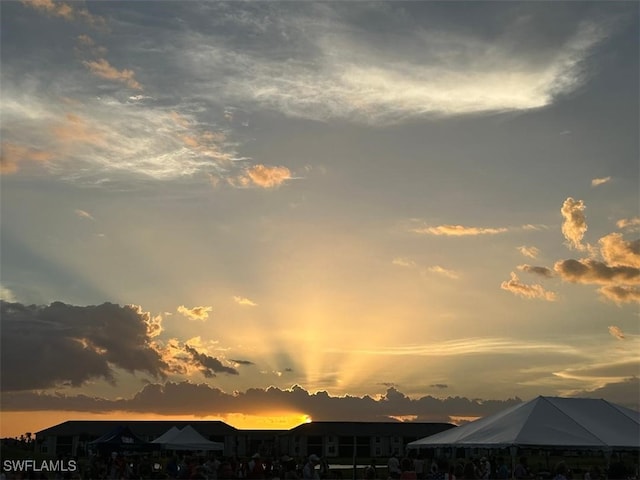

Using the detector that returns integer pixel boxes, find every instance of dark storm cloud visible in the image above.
[230,359,255,366]
[0,382,522,422]
[517,264,555,278]
[183,344,239,377]
[554,259,640,285]
[570,377,640,411]
[0,301,167,391]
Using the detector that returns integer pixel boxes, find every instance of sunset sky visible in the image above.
[1,1,639,439]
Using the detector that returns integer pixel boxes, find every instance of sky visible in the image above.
[1,1,639,439]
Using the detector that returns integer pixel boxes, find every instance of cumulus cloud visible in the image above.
[233,296,257,307]
[561,197,589,251]
[229,164,292,188]
[554,259,640,285]
[82,58,143,90]
[591,176,611,187]
[177,305,212,321]
[517,264,555,278]
[569,377,640,411]
[617,217,640,230]
[0,301,167,391]
[412,225,508,236]
[599,285,640,304]
[184,345,238,377]
[500,272,557,301]
[518,246,540,259]
[0,381,522,422]
[599,233,640,268]
[608,326,625,340]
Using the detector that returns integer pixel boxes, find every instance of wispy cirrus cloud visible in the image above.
[21,0,106,27]
[591,176,611,187]
[392,257,416,268]
[518,246,540,259]
[0,142,53,174]
[608,325,625,340]
[82,58,143,90]
[500,272,557,301]
[74,209,95,221]
[427,266,459,279]
[233,296,257,307]
[177,305,212,321]
[412,224,508,236]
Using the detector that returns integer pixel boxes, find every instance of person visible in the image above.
[248,453,265,479]
[479,458,490,480]
[495,458,509,480]
[514,457,531,479]
[553,462,568,480]
[388,453,401,480]
[364,459,377,479]
[413,455,425,480]
[303,454,321,480]
[400,458,417,480]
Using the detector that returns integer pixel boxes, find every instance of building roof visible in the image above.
[36,420,238,439]
[288,422,455,437]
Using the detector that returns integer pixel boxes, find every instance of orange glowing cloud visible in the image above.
[413,224,508,236]
[82,58,143,90]
[229,164,292,188]
[0,142,54,174]
[21,0,105,27]
[177,305,212,321]
[500,272,557,301]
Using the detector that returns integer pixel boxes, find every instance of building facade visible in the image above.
[34,420,455,460]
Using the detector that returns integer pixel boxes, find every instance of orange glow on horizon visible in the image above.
[0,411,312,439]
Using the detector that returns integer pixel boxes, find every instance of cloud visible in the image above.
[233,296,257,307]
[617,217,640,230]
[184,345,239,377]
[74,209,95,221]
[599,233,640,268]
[82,58,143,90]
[200,5,610,125]
[177,305,212,321]
[0,381,523,422]
[429,384,448,390]
[427,266,459,279]
[608,326,625,340]
[392,258,416,268]
[0,286,17,303]
[21,0,106,26]
[518,246,540,259]
[554,259,640,285]
[517,264,555,278]
[52,113,104,146]
[561,197,589,251]
[412,225,508,236]
[229,164,292,189]
[591,176,611,187]
[230,359,255,366]
[0,142,54,174]
[599,285,640,304]
[0,301,167,391]
[500,272,557,301]
[569,377,640,411]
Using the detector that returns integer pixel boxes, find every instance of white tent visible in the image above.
[407,396,640,449]
[152,425,224,451]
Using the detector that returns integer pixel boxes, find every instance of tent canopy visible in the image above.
[152,425,224,451]
[407,396,640,449]
[88,425,149,449]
